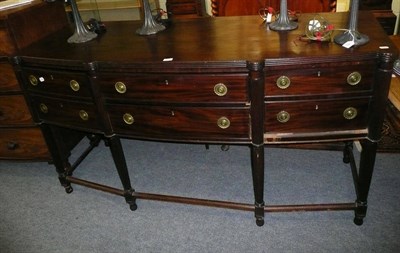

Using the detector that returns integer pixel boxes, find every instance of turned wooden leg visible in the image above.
[251,145,265,226]
[39,124,74,193]
[354,140,377,225]
[107,136,137,211]
[343,141,353,164]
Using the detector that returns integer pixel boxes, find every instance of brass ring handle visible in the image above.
[29,75,38,86]
[39,103,48,113]
[79,110,89,121]
[123,113,134,125]
[217,116,230,129]
[214,83,228,96]
[276,76,291,89]
[115,81,127,94]
[277,111,290,123]
[347,72,361,86]
[343,107,357,120]
[70,80,80,91]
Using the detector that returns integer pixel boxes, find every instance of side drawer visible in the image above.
[0,95,34,126]
[0,62,20,92]
[21,69,92,98]
[0,128,50,160]
[107,104,250,141]
[98,74,248,103]
[265,98,370,134]
[265,63,375,97]
[31,95,102,131]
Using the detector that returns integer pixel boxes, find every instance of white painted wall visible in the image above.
[159,0,166,10]
[337,0,350,12]
[393,0,399,34]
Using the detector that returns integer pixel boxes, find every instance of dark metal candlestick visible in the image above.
[334,0,369,46]
[269,0,298,31]
[136,0,165,35]
[67,0,97,43]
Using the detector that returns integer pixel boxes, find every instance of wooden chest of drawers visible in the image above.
[0,59,49,160]
[263,61,375,142]
[0,0,68,161]
[97,71,250,141]
[166,0,207,18]
[14,13,398,226]
[21,68,103,132]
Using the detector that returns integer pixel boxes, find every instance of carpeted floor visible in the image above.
[380,102,400,152]
[1,138,400,252]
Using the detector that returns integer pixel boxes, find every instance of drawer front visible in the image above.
[0,62,20,92]
[21,69,92,98]
[98,74,248,103]
[0,128,50,160]
[107,104,250,141]
[265,64,374,97]
[31,95,102,131]
[0,95,34,125]
[265,98,369,133]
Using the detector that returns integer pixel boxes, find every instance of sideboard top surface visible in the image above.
[18,11,397,68]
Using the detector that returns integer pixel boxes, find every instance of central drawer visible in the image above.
[107,104,250,141]
[98,74,248,103]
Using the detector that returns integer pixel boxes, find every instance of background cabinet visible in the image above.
[0,58,49,160]
[210,0,336,17]
[0,0,68,160]
[166,0,208,18]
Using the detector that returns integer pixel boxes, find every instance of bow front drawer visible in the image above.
[21,69,92,98]
[31,95,102,131]
[98,74,248,103]
[264,98,369,138]
[107,104,250,141]
[265,63,374,97]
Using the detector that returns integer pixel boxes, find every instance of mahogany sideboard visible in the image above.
[12,10,397,226]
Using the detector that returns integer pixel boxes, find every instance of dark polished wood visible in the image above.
[14,12,398,225]
[0,61,19,91]
[0,0,68,54]
[361,0,396,35]
[0,0,68,161]
[0,58,50,160]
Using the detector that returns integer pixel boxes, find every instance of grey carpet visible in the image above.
[1,138,399,253]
